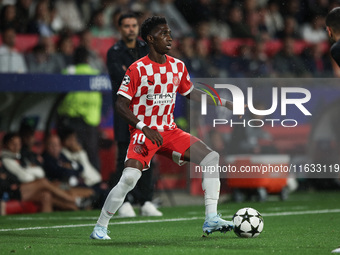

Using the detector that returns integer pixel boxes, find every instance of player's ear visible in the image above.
[326,26,333,38]
[147,34,153,44]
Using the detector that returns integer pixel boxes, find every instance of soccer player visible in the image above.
[107,13,162,217]
[90,16,234,240]
[326,7,340,67]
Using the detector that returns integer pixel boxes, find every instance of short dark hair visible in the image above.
[74,46,89,64]
[141,16,167,43]
[118,12,137,27]
[58,127,76,143]
[2,132,20,148]
[326,7,340,34]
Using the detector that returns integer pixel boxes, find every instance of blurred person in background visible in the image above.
[54,0,85,33]
[0,4,19,32]
[326,6,340,67]
[57,47,102,170]
[272,37,308,77]
[58,128,108,209]
[264,0,284,38]
[42,133,95,209]
[301,43,332,77]
[78,29,107,73]
[89,7,114,38]
[16,0,34,34]
[56,32,74,68]
[27,0,55,37]
[0,27,27,73]
[25,39,65,73]
[1,132,78,212]
[275,16,301,40]
[301,14,328,43]
[148,0,192,38]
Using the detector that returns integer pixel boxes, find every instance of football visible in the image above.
[232,207,264,238]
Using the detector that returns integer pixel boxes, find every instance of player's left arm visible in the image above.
[185,88,233,110]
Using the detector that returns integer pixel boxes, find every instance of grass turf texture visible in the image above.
[0,191,339,255]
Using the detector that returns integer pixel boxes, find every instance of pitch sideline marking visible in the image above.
[0,208,340,232]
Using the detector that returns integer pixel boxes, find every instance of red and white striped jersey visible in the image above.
[117,55,193,131]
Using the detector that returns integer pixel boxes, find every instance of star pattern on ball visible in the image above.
[248,223,260,237]
[239,210,253,223]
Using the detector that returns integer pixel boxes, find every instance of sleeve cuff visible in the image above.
[117,91,132,100]
[180,84,194,96]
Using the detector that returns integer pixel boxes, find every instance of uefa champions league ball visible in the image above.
[232,207,264,238]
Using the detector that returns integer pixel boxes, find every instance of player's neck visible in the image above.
[148,51,167,64]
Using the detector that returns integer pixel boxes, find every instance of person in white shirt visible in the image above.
[0,27,27,73]
[1,132,78,212]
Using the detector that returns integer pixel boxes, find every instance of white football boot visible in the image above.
[90,225,111,240]
[202,214,234,235]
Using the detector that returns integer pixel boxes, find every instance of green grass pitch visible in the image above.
[0,191,339,255]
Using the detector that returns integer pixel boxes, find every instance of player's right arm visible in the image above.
[115,96,163,147]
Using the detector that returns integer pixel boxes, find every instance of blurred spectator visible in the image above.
[179,35,208,78]
[273,37,309,77]
[302,43,333,77]
[212,0,231,24]
[76,0,99,25]
[15,0,34,34]
[55,0,85,32]
[27,0,55,36]
[209,35,233,78]
[276,16,301,39]
[194,20,211,39]
[195,38,213,77]
[233,44,252,77]
[0,158,21,213]
[264,0,284,38]
[227,5,253,39]
[18,121,43,169]
[78,29,107,73]
[56,32,74,66]
[89,8,113,37]
[0,4,19,32]
[57,47,102,169]
[42,133,94,206]
[108,8,122,38]
[43,133,84,185]
[281,0,306,24]
[308,0,330,17]
[25,42,65,73]
[1,132,78,211]
[0,27,27,73]
[301,14,328,43]
[248,40,273,77]
[58,128,108,208]
[148,0,192,38]
[175,0,213,26]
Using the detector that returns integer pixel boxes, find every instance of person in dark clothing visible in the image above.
[106,12,162,217]
[326,7,340,67]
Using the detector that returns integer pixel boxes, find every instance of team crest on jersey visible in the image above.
[173,75,180,86]
[122,74,130,86]
[133,144,148,156]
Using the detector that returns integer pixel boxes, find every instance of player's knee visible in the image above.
[200,151,220,167]
[120,167,142,188]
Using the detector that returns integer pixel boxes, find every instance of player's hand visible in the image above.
[142,127,163,147]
